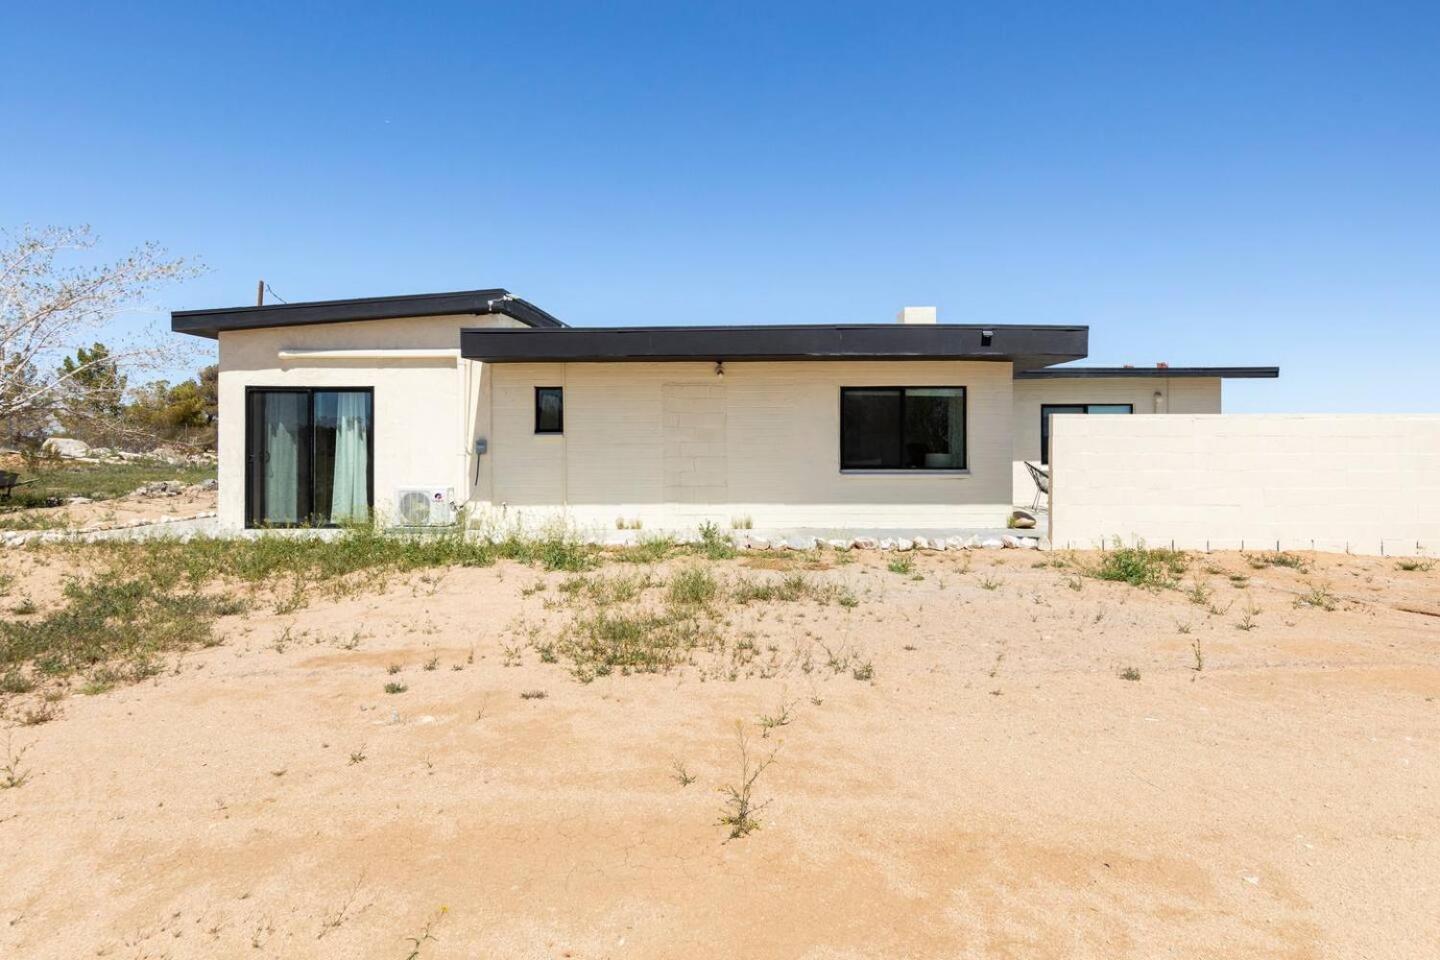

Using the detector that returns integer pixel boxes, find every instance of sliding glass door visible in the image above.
[246,388,372,527]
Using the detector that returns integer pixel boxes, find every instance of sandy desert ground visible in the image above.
[1,542,1438,959]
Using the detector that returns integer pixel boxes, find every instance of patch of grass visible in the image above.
[668,566,718,606]
[1395,558,1435,572]
[610,534,681,564]
[1236,595,1261,631]
[1296,581,1338,611]
[383,681,408,694]
[756,699,796,736]
[1090,541,1188,589]
[730,515,753,530]
[0,459,216,512]
[731,573,837,604]
[887,555,915,575]
[718,723,776,841]
[519,689,548,700]
[851,659,875,681]
[977,573,1003,591]
[697,521,737,560]
[0,571,240,686]
[1247,551,1309,572]
[1118,666,1142,681]
[0,670,36,694]
[1185,577,1213,606]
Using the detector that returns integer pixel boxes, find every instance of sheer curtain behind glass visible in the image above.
[327,391,370,523]
[263,393,305,524]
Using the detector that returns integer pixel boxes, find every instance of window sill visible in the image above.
[839,469,971,477]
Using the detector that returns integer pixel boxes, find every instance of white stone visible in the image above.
[787,536,818,551]
[895,538,914,552]
[930,539,947,551]
[912,536,930,550]
[945,536,967,550]
[980,538,1004,549]
[853,537,878,550]
[1010,509,1037,529]
[41,437,90,459]
[826,538,852,550]
[878,538,897,551]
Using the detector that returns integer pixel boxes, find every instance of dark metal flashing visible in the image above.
[459,324,1089,371]
[1016,366,1278,380]
[172,288,566,339]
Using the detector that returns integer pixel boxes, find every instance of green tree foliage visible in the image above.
[56,342,128,441]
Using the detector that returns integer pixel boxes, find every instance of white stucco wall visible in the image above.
[1011,377,1221,504]
[215,313,521,530]
[482,360,1015,531]
[219,320,1017,532]
[1048,414,1440,556]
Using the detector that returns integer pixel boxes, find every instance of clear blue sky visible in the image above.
[4,1,1437,411]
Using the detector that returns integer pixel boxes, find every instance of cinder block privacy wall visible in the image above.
[1048,415,1440,557]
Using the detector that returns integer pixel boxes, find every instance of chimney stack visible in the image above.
[896,306,937,325]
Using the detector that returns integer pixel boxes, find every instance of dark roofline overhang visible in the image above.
[459,324,1089,370]
[1015,366,1278,380]
[171,288,566,339]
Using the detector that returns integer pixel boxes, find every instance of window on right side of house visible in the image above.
[1040,402,1133,464]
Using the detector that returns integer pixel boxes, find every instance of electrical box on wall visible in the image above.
[474,438,488,456]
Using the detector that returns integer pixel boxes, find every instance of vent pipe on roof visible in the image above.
[897,306,937,325]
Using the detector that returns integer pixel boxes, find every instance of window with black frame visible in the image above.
[1039,402,1132,464]
[534,386,563,434]
[840,387,966,470]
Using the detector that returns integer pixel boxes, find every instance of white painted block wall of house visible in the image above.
[1048,414,1440,556]
[484,359,1014,531]
[1010,377,1222,504]
[215,313,522,530]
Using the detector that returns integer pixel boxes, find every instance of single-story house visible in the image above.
[171,290,1277,532]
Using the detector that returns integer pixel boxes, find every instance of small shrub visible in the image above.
[977,574,1003,591]
[383,681,408,694]
[887,556,915,575]
[718,723,776,841]
[668,567,718,607]
[520,689,548,700]
[1091,541,1188,589]
[670,760,697,787]
[851,660,875,681]
[1191,639,1204,672]
[756,699,796,736]
[1296,581,1338,612]
[1118,666,1141,681]
[1248,551,1309,571]
[2,736,31,790]
[1396,558,1435,572]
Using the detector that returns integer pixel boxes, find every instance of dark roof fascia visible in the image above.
[459,324,1089,370]
[171,289,566,339]
[1015,366,1278,380]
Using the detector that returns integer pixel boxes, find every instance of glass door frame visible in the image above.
[244,386,374,529]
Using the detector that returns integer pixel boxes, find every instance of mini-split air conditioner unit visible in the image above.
[394,486,456,527]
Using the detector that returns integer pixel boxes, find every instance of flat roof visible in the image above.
[171,288,565,339]
[1015,366,1278,380]
[459,324,1090,370]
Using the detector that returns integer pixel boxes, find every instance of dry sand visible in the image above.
[1,547,1437,959]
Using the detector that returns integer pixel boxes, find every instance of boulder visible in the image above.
[65,496,94,505]
[826,538,853,551]
[945,536,968,551]
[196,478,219,491]
[41,437,90,459]
[895,538,914,552]
[912,536,931,550]
[1010,509,1037,529]
[878,538,897,551]
[787,536,818,551]
[980,538,1004,549]
[852,537,878,550]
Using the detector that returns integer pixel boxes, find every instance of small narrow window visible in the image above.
[535,386,564,434]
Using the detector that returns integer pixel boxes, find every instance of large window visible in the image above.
[1040,403,1132,464]
[245,388,373,528]
[841,387,967,471]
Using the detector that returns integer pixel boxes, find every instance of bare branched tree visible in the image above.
[0,225,201,444]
